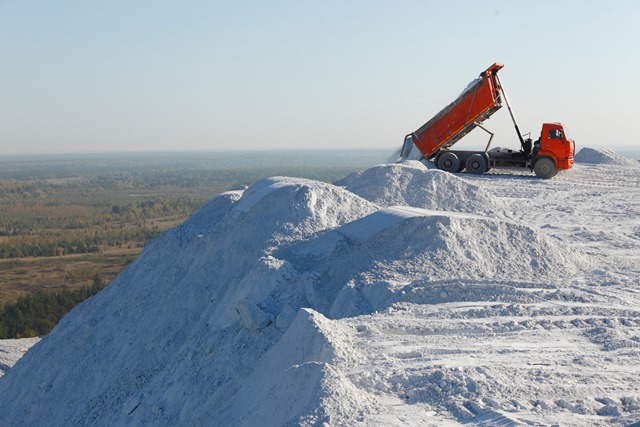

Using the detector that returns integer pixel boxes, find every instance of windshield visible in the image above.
[562,126,572,140]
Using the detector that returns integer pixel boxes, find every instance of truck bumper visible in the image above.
[557,156,574,170]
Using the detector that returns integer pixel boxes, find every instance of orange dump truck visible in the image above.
[400,63,575,178]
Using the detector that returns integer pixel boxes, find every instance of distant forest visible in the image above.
[0,277,105,339]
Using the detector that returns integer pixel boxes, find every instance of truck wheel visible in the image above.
[437,152,460,173]
[465,153,488,174]
[534,157,557,179]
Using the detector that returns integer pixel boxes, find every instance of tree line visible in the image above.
[0,228,160,259]
[0,196,204,237]
[0,276,106,339]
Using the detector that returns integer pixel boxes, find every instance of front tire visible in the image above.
[534,157,557,179]
[437,152,461,173]
[465,153,488,174]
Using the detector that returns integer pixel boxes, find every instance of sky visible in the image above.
[1,0,639,155]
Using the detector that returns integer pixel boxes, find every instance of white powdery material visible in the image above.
[0,338,40,377]
[336,162,508,217]
[1,147,639,427]
[575,147,639,167]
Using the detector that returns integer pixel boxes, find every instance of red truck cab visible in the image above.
[535,123,575,171]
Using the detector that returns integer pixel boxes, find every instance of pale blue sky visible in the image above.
[1,1,638,155]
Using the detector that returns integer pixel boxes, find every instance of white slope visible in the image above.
[212,308,377,425]
[575,147,640,167]
[287,205,590,318]
[335,161,507,217]
[1,148,640,426]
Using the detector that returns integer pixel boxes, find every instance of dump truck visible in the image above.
[399,63,575,178]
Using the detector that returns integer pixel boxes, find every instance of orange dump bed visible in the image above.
[409,63,504,159]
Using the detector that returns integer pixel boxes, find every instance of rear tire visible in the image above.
[465,153,488,174]
[534,157,557,179]
[437,152,461,173]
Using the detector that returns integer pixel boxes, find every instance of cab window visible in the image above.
[548,129,563,139]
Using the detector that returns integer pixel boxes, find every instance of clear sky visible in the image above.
[1,0,639,155]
